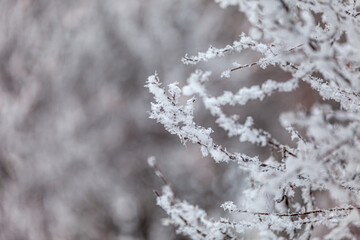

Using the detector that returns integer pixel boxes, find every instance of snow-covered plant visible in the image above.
[147,0,360,239]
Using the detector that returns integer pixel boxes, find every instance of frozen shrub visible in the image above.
[147,1,360,239]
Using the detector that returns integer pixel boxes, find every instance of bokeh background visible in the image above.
[0,1,319,239]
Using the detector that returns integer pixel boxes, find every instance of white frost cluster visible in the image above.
[147,0,360,239]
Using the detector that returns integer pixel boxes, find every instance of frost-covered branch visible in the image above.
[146,74,281,172]
[148,157,236,240]
[147,0,360,239]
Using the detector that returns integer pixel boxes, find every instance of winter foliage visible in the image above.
[147,0,360,239]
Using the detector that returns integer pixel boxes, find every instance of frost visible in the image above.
[220,69,231,78]
[147,0,360,239]
[147,156,156,167]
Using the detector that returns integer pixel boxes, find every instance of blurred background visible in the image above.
[0,1,319,239]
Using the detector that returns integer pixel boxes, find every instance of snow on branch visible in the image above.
[183,70,297,155]
[182,33,271,65]
[148,157,236,240]
[147,0,360,239]
[146,74,281,172]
